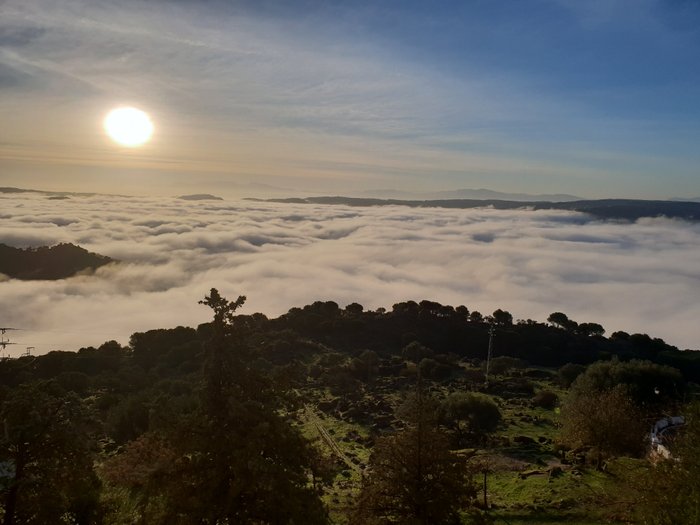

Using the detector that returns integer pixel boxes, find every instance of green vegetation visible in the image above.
[634,402,700,525]
[352,391,475,524]
[100,290,327,524]
[0,297,698,523]
[560,386,645,469]
[438,392,502,445]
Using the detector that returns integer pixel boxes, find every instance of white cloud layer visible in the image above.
[1,192,700,354]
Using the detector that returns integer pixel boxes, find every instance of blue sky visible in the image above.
[1,0,699,198]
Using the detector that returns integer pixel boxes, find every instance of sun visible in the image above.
[103,107,154,147]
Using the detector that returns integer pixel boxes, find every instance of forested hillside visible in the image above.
[0,292,698,524]
[0,243,113,280]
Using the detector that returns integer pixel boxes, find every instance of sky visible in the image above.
[2,192,700,354]
[1,0,700,198]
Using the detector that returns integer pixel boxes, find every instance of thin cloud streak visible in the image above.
[1,192,700,354]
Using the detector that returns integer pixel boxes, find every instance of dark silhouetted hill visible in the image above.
[357,188,581,201]
[0,243,114,280]
[177,194,224,201]
[251,196,700,222]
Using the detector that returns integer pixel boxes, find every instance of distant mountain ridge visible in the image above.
[670,196,700,203]
[0,243,114,280]
[251,196,700,222]
[357,188,582,202]
[0,186,118,198]
[177,194,224,201]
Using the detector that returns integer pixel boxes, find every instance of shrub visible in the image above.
[532,390,558,409]
[558,363,586,388]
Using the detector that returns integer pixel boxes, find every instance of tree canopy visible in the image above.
[438,392,502,445]
[569,359,684,410]
[103,289,328,524]
[0,381,100,525]
[560,386,646,469]
[352,390,475,524]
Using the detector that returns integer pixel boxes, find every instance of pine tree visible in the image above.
[104,289,328,524]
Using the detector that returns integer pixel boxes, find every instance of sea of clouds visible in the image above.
[1,192,700,354]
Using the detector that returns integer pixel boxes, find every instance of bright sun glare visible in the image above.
[104,107,154,147]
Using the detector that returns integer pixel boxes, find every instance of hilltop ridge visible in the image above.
[250,196,700,222]
[0,243,114,280]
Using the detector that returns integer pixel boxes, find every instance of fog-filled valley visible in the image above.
[2,191,700,354]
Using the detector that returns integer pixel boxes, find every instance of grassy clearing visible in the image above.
[500,404,559,441]
[296,364,645,524]
[484,456,645,525]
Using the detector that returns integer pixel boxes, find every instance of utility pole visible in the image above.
[0,327,20,356]
[484,324,495,388]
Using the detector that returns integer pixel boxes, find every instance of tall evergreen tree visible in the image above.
[104,289,328,524]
